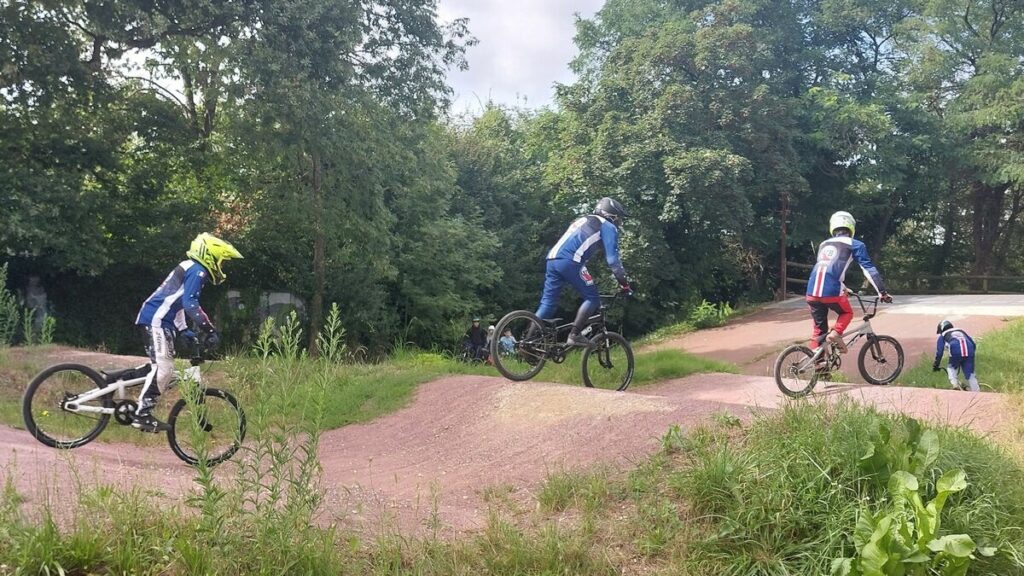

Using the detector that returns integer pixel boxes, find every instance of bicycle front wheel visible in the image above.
[774,345,819,398]
[167,388,246,466]
[22,364,112,449]
[582,332,634,391]
[858,335,904,385]
[491,310,548,381]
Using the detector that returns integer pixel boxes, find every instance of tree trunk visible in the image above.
[308,149,326,357]
[778,191,789,301]
[970,180,1005,277]
[932,176,959,277]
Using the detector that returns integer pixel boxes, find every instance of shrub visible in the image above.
[687,299,733,329]
[0,264,18,347]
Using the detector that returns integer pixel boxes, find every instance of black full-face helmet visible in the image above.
[595,197,629,227]
[937,320,953,334]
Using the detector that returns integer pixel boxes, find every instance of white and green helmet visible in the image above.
[829,211,856,237]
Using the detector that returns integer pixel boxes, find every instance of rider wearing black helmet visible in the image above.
[933,320,979,392]
[535,197,632,347]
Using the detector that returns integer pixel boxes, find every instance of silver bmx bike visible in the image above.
[773,292,904,397]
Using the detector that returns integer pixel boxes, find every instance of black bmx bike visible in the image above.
[22,342,246,466]
[490,292,635,391]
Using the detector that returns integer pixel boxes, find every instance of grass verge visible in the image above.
[900,318,1024,392]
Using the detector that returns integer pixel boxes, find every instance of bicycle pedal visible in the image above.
[131,416,170,433]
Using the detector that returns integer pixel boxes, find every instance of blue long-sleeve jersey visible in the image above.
[936,328,976,362]
[547,215,627,283]
[135,260,213,332]
[806,236,887,298]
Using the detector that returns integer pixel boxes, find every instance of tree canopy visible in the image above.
[2,0,1022,352]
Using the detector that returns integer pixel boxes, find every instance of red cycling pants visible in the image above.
[806,294,853,350]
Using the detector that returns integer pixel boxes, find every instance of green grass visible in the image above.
[900,318,1024,392]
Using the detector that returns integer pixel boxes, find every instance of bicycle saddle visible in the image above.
[101,364,152,384]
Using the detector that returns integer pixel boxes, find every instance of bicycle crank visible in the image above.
[114,400,139,425]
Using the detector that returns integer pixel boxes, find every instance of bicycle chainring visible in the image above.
[114,400,139,425]
[550,346,567,364]
[830,355,842,372]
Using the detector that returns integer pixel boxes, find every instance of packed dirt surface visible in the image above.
[2,371,1015,535]
[655,295,1024,379]
[2,297,1021,534]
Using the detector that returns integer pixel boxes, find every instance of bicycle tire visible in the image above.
[491,310,548,381]
[858,335,904,385]
[166,388,246,466]
[774,345,819,398]
[581,332,634,391]
[22,363,112,449]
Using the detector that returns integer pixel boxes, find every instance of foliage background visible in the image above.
[2,0,1022,353]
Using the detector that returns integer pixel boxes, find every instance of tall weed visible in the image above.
[0,264,18,347]
[687,299,733,329]
[20,307,35,346]
[39,314,56,345]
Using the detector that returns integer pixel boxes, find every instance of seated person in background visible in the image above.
[464,317,488,360]
[499,328,517,355]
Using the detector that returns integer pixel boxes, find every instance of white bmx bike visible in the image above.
[22,342,245,466]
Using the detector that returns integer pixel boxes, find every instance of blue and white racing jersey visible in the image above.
[806,236,886,298]
[135,260,213,332]
[937,328,976,359]
[547,215,626,282]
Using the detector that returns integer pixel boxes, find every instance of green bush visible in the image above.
[674,401,1024,575]
[40,314,57,345]
[21,307,35,346]
[687,299,733,329]
[0,264,18,347]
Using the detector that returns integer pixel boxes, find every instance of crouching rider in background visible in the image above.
[933,320,980,392]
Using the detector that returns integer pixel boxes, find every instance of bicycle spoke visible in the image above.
[858,336,904,385]
[24,364,112,449]
[492,311,548,381]
[774,345,818,398]
[582,332,634,391]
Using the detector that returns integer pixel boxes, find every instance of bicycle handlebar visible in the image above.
[845,290,891,316]
[188,332,220,366]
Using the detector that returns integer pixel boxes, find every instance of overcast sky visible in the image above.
[437,0,605,116]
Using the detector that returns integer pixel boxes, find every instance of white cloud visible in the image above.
[437,0,605,115]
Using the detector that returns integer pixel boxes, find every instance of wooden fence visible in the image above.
[783,262,1024,295]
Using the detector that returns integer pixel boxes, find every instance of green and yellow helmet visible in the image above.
[187,233,242,285]
[829,211,856,237]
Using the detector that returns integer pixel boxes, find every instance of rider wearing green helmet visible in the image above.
[133,233,242,431]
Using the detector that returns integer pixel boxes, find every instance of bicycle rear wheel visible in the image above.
[491,310,548,381]
[23,364,112,449]
[858,335,904,385]
[167,388,246,466]
[581,332,634,391]
[774,345,819,398]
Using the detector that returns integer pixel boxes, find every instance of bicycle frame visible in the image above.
[803,293,881,366]
[538,294,619,350]
[62,364,202,416]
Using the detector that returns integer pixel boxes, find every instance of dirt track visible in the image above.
[2,295,1021,534]
[1,373,1014,534]
[657,295,1024,380]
